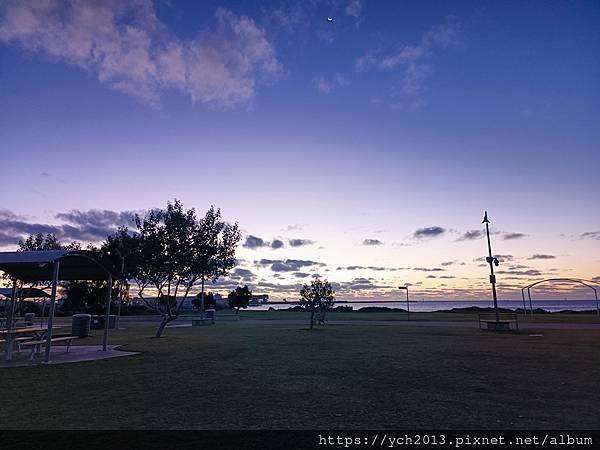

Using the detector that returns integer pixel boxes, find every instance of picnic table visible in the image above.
[1,326,62,361]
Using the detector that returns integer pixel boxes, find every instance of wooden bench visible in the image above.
[1,336,38,354]
[478,313,519,331]
[19,336,79,360]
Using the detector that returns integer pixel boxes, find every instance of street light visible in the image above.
[398,285,410,321]
[108,239,129,330]
[482,211,500,323]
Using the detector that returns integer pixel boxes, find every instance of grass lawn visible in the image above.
[1,324,599,429]
[236,309,600,324]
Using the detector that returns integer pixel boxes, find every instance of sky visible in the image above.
[0,0,599,300]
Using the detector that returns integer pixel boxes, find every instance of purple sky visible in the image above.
[1,0,599,300]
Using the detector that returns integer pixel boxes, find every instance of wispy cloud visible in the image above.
[502,232,527,240]
[356,15,462,109]
[528,254,556,260]
[581,231,600,240]
[362,238,383,246]
[345,0,364,27]
[413,226,446,239]
[0,1,281,107]
[312,73,349,94]
[288,238,315,247]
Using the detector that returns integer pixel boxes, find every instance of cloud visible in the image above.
[356,16,461,108]
[581,231,600,240]
[281,224,302,232]
[243,235,267,249]
[0,208,136,246]
[413,226,446,239]
[291,272,311,278]
[312,73,348,94]
[496,269,542,277]
[345,0,363,26]
[528,254,556,260]
[229,267,255,282]
[0,1,281,107]
[288,238,314,247]
[362,238,383,246]
[271,239,285,249]
[337,265,410,272]
[502,232,527,240]
[456,230,483,241]
[413,267,445,272]
[256,258,325,272]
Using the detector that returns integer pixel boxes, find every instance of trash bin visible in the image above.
[205,309,215,324]
[24,312,35,326]
[90,315,116,330]
[72,314,91,337]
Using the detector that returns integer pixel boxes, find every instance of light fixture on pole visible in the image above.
[398,285,410,321]
[482,211,500,322]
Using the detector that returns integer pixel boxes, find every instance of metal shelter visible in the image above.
[520,278,600,316]
[0,250,118,362]
[0,287,51,299]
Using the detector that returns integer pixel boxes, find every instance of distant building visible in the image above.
[249,294,269,306]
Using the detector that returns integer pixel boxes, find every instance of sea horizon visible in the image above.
[249,299,600,312]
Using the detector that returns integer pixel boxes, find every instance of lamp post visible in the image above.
[482,211,500,322]
[398,285,409,321]
[108,239,129,330]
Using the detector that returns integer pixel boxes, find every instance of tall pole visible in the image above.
[594,288,599,316]
[483,211,500,322]
[44,261,60,363]
[5,278,18,361]
[103,276,112,351]
[116,253,124,330]
[406,286,410,321]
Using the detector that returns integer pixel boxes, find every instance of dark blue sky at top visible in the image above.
[0,0,598,231]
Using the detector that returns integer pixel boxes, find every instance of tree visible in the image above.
[131,200,240,337]
[193,206,240,317]
[62,280,120,314]
[193,292,215,310]
[299,278,335,329]
[101,226,141,318]
[228,285,252,313]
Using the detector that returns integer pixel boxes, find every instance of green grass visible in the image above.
[2,323,600,430]
[234,309,600,324]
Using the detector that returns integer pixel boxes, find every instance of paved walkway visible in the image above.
[0,345,139,368]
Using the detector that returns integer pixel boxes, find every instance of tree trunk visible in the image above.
[309,308,314,330]
[155,315,171,338]
[200,277,205,319]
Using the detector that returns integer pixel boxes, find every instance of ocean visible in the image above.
[249,299,600,313]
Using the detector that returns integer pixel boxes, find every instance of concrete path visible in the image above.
[0,345,139,368]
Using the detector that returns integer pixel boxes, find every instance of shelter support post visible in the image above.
[4,278,18,361]
[521,289,526,314]
[103,276,112,351]
[44,260,60,363]
[527,288,533,316]
[594,288,599,316]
